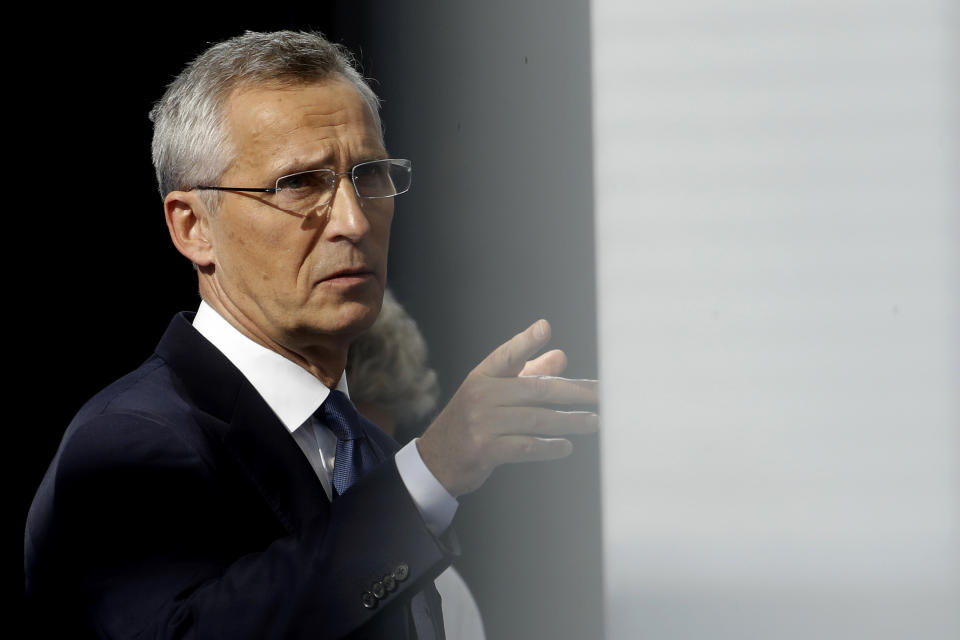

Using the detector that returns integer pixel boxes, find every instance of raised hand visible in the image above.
[417,319,599,497]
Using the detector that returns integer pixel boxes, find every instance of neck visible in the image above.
[198,277,347,389]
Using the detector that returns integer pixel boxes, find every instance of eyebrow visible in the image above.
[274,149,389,178]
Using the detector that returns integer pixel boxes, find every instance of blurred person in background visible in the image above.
[348,289,486,640]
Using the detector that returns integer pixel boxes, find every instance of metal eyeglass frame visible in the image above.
[192,158,412,200]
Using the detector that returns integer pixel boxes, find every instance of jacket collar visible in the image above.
[153,311,332,533]
[191,301,349,433]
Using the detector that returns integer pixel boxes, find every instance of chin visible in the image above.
[290,281,384,339]
[316,297,383,339]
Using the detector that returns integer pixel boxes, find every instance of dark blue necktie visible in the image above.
[321,389,378,497]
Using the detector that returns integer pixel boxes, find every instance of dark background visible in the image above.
[18,3,599,638]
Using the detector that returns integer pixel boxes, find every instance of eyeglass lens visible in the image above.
[275,159,411,209]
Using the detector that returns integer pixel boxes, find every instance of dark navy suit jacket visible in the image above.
[25,312,455,639]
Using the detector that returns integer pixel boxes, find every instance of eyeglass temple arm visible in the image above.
[193,186,278,193]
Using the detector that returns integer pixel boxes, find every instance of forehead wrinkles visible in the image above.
[224,83,383,177]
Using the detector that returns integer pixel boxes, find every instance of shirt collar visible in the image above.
[192,301,349,433]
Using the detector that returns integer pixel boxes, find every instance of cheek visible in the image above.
[369,205,393,253]
[218,220,297,286]
[372,217,392,280]
[376,213,393,245]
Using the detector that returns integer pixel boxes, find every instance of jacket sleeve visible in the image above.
[35,411,456,639]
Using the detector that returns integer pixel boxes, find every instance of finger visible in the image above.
[475,319,551,378]
[489,407,599,437]
[518,349,568,377]
[487,375,599,407]
[489,435,574,465]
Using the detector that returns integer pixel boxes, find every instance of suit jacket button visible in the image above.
[383,574,397,592]
[372,580,386,599]
[361,591,378,609]
[393,562,409,581]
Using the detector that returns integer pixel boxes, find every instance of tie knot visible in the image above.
[322,389,363,441]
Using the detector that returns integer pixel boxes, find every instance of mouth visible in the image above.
[319,267,376,286]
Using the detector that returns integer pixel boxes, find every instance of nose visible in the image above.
[323,173,371,242]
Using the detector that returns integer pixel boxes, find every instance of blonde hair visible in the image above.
[347,290,440,428]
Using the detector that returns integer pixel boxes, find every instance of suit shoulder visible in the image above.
[45,355,226,490]
[25,360,222,598]
[81,350,215,431]
[74,354,191,422]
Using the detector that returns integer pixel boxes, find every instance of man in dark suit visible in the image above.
[25,30,597,639]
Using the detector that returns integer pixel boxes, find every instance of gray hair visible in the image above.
[347,290,440,429]
[149,30,382,206]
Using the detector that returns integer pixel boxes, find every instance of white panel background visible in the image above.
[592,1,960,637]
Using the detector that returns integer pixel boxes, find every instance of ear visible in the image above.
[164,191,215,267]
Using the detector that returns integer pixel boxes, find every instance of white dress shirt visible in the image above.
[192,301,457,535]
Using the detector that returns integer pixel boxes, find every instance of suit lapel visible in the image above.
[155,312,330,535]
[358,413,397,462]
[223,385,331,534]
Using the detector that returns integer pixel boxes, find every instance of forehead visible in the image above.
[224,77,384,175]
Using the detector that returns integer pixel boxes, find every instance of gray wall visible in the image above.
[593,1,960,638]
[353,2,600,638]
